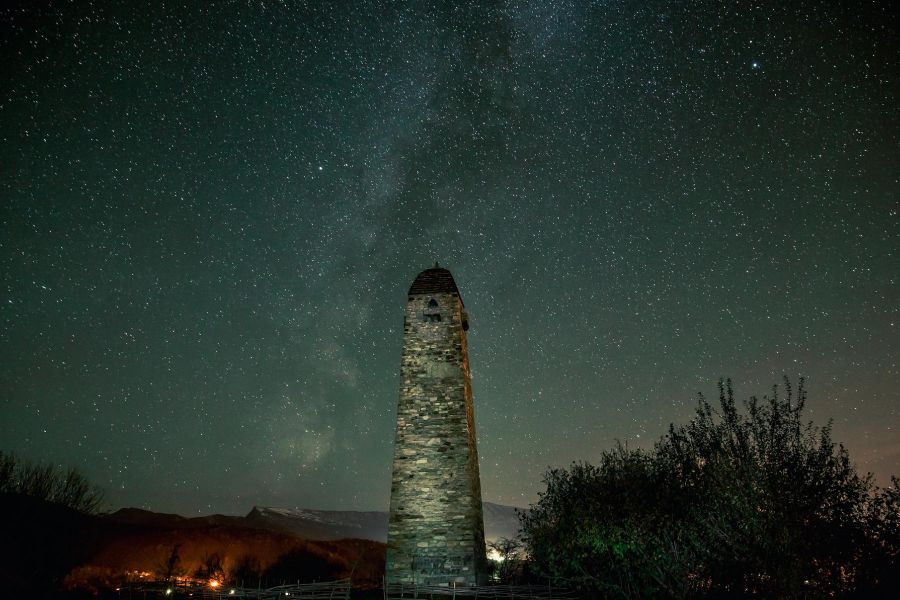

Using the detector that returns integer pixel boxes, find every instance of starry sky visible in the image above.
[1,1,897,515]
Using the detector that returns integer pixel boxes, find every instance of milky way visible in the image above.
[1,1,897,514]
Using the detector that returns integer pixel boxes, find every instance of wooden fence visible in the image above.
[384,582,579,600]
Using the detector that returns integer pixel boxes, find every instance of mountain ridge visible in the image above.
[105,501,523,543]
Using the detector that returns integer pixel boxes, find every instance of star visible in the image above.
[0,0,894,516]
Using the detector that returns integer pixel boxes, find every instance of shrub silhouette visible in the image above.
[520,379,899,598]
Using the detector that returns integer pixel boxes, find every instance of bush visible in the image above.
[519,379,899,598]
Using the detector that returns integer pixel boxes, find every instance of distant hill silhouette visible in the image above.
[1,493,521,596]
[243,501,521,543]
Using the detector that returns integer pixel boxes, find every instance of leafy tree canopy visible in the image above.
[519,379,899,599]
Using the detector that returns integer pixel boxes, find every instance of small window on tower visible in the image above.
[423,298,441,323]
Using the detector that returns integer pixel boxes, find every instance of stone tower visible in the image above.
[386,265,488,586]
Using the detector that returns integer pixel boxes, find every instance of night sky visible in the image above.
[1,1,897,516]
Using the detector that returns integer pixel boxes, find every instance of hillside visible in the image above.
[243,501,521,543]
[1,493,521,595]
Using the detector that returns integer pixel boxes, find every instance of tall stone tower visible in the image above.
[386,265,488,586]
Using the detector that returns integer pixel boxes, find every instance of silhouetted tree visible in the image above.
[0,451,104,514]
[488,537,524,584]
[195,553,226,585]
[231,554,262,587]
[158,544,182,584]
[519,379,899,599]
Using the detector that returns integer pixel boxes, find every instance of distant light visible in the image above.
[210,579,221,588]
[751,62,760,69]
[165,589,172,596]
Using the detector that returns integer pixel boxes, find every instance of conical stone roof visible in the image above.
[408,266,462,299]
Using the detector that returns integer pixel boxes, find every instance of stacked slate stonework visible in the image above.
[385,266,488,585]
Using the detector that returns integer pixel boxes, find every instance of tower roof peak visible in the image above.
[408,265,462,300]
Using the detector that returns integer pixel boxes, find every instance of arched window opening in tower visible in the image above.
[424,298,441,322]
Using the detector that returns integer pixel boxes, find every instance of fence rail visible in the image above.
[385,582,579,600]
[118,577,352,600]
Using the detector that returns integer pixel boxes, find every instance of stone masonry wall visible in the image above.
[386,290,488,585]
